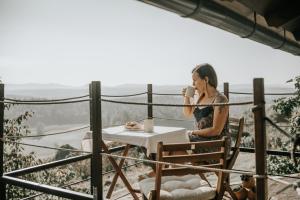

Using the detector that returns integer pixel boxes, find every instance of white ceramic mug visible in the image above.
[144,119,154,133]
[185,86,195,98]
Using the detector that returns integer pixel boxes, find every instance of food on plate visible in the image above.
[125,121,142,130]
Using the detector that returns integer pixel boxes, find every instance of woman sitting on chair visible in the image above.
[182,63,230,147]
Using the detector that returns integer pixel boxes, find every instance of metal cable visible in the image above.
[101,152,300,184]
[153,116,194,123]
[5,95,89,102]
[101,92,147,98]
[20,177,91,200]
[152,92,182,96]
[229,91,296,96]
[154,116,300,129]
[4,91,148,102]
[244,122,300,128]
[268,175,300,196]
[102,161,144,175]
[101,98,253,107]
[113,192,130,200]
[1,138,90,154]
[5,125,90,139]
[152,91,296,96]
[264,117,293,139]
[0,99,91,105]
[101,152,261,177]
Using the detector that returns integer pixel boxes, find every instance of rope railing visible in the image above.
[268,176,300,196]
[103,151,300,197]
[20,177,92,200]
[101,92,147,98]
[264,116,300,166]
[153,116,194,122]
[154,116,300,130]
[2,82,299,200]
[0,138,90,154]
[5,95,90,102]
[101,151,300,182]
[243,121,300,129]
[101,98,254,107]
[4,91,148,103]
[3,133,268,179]
[101,152,259,177]
[152,92,182,96]
[15,140,295,184]
[102,161,144,175]
[229,91,297,96]
[0,99,91,105]
[264,117,293,139]
[4,125,90,139]
[150,91,297,96]
[3,132,300,197]
[4,119,147,140]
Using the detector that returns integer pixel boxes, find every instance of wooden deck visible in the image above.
[105,152,300,199]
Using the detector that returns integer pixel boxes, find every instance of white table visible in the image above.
[102,125,188,155]
[81,126,188,199]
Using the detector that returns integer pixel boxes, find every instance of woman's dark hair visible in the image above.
[192,63,218,88]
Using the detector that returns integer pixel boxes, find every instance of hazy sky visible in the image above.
[0,0,300,87]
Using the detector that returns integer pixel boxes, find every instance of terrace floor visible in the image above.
[106,152,300,200]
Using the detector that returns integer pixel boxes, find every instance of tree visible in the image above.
[4,107,90,199]
[54,144,77,160]
[268,75,300,174]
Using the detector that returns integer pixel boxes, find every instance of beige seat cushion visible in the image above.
[139,174,216,200]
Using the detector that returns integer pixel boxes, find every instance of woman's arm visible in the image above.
[183,96,194,118]
[182,87,195,118]
[192,95,229,137]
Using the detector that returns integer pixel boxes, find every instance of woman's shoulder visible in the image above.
[214,91,228,103]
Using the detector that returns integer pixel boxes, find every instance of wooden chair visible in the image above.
[224,117,245,199]
[139,137,229,200]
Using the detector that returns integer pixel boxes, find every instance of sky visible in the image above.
[0,0,300,87]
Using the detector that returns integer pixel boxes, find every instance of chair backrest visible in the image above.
[153,137,229,200]
[228,117,244,169]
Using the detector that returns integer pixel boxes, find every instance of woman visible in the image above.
[183,63,229,144]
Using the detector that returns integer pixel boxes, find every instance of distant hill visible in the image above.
[5,83,295,98]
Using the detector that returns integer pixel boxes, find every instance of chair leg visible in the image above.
[215,188,226,200]
[225,183,238,200]
[149,190,157,200]
[142,194,148,200]
[199,173,212,187]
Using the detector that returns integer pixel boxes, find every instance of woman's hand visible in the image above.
[187,130,194,136]
[182,87,195,118]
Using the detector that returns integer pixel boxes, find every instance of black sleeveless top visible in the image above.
[190,92,229,142]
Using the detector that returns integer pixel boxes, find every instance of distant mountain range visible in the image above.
[4,83,295,98]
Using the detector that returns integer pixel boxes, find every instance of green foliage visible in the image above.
[54,144,77,160]
[268,75,300,174]
[4,110,42,199]
[4,107,90,199]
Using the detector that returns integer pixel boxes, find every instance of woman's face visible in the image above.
[192,72,206,93]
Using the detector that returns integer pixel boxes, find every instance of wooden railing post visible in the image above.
[253,78,268,200]
[223,82,229,99]
[89,83,93,194]
[223,82,229,134]
[90,81,103,200]
[147,84,153,119]
[0,83,5,200]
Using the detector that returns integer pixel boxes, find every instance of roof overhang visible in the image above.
[137,0,300,56]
